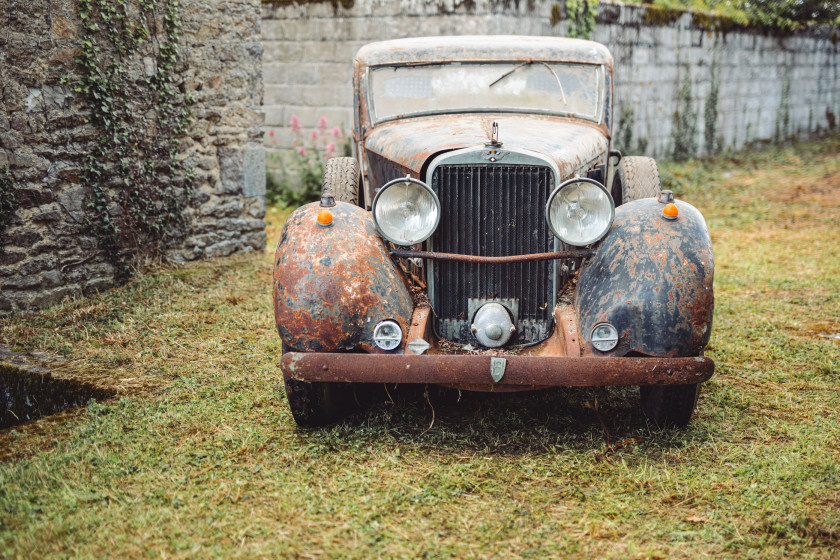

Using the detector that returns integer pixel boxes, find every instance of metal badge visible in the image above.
[482,149,508,163]
[407,338,432,355]
[490,357,507,382]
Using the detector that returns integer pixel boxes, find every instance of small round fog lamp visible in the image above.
[591,323,619,352]
[373,320,403,351]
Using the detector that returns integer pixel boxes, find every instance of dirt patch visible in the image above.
[771,169,840,206]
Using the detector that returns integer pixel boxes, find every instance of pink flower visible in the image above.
[297,146,306,156]
[325,141,336,155]
[307,160,313,165]
[317,116,328,131]
[269,130,275,137]
[309,130,318,140]
[332,126,342,137]
[290,114,301,133]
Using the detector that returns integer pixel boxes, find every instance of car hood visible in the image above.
[363,114,608,179]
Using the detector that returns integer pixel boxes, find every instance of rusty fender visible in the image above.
[273,202,414,352]
[281,353,715,387]
[576,199,714,358]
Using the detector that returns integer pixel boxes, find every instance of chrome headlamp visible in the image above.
[545,178,615,246]
[372,176,441,246]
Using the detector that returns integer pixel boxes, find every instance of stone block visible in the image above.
[264,41,305,63]
[30,284,78,308]
[242,147,266,198]
[0,251,26,269]
[247,196,267,219]
[2,274,43,290]
[264,85,305,106]
[18,255,58,276]
[0,131,22,150]
[204,239,239,258]
[218,147,244,195]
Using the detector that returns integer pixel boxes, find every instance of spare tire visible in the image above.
[322,157,360,205]
[611,156,662,206]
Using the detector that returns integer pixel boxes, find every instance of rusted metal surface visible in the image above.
[354,36,612,68]
[576,198,715,358]
[273,202,414,353]
[405,305,433,354]
[281,352,714,388]
[391,248,594,264]
[518,303,581,358]
[362,114,608,180]
[366,150,418,187]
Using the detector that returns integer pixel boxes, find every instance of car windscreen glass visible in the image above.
[369,62,603,124]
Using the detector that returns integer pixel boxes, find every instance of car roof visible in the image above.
[355,35,612,67]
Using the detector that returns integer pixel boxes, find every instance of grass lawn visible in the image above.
[1,136,839,558]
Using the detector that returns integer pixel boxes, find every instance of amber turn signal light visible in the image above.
[662,203,679,220]
[316,209,334,228]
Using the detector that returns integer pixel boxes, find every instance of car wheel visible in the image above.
[281,343,343,427]
[639,383,700,428]
[611,156,662,206]
[322,157,360,205]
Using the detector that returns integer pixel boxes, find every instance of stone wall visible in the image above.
[0,0,266,317]
[261,0,839,159]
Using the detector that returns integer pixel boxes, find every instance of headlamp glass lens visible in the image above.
[546,179,614,246]
[373,178,440,245]
[373,320,403,351]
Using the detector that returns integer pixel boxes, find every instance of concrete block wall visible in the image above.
[0,0,266,317]
[261,0,840,159]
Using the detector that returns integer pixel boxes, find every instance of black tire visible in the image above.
[322,157,360,205]
[281,343,343,427]
[640,383,700,428]
[611,156,662,206]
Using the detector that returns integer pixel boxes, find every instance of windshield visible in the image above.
[368,61,604,124]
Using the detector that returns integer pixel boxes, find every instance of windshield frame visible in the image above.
[365,60,606,127]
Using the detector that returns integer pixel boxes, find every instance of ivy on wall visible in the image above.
[629,0,840,33]
[703,58,721,155]
[550,1,598,38]
[672,69,699,160]
[70,0,194,281]
[565,0,598,39]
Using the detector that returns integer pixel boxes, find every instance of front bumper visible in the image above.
[281,353,714,389]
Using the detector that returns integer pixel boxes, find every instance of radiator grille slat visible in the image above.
[431,164,555,344]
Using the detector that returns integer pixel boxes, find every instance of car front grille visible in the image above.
[430,164,555,345]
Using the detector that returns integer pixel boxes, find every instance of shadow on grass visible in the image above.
[295,383,709,457]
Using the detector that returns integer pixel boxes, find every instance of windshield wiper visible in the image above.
[488,60,567,106]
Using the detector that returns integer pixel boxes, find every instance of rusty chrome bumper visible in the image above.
[281,353,714,388]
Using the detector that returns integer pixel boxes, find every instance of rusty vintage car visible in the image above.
[273,36,714,427]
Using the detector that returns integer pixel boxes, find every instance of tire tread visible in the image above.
[612,156,662,205]
[322,157,360,205]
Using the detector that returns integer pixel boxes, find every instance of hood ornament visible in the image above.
[484,121,504,161]
[488,121,501,147]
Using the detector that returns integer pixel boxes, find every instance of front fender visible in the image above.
[576,199,714,357]
[273,202,414,352]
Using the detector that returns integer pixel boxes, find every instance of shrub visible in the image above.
[266,116,351,208]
